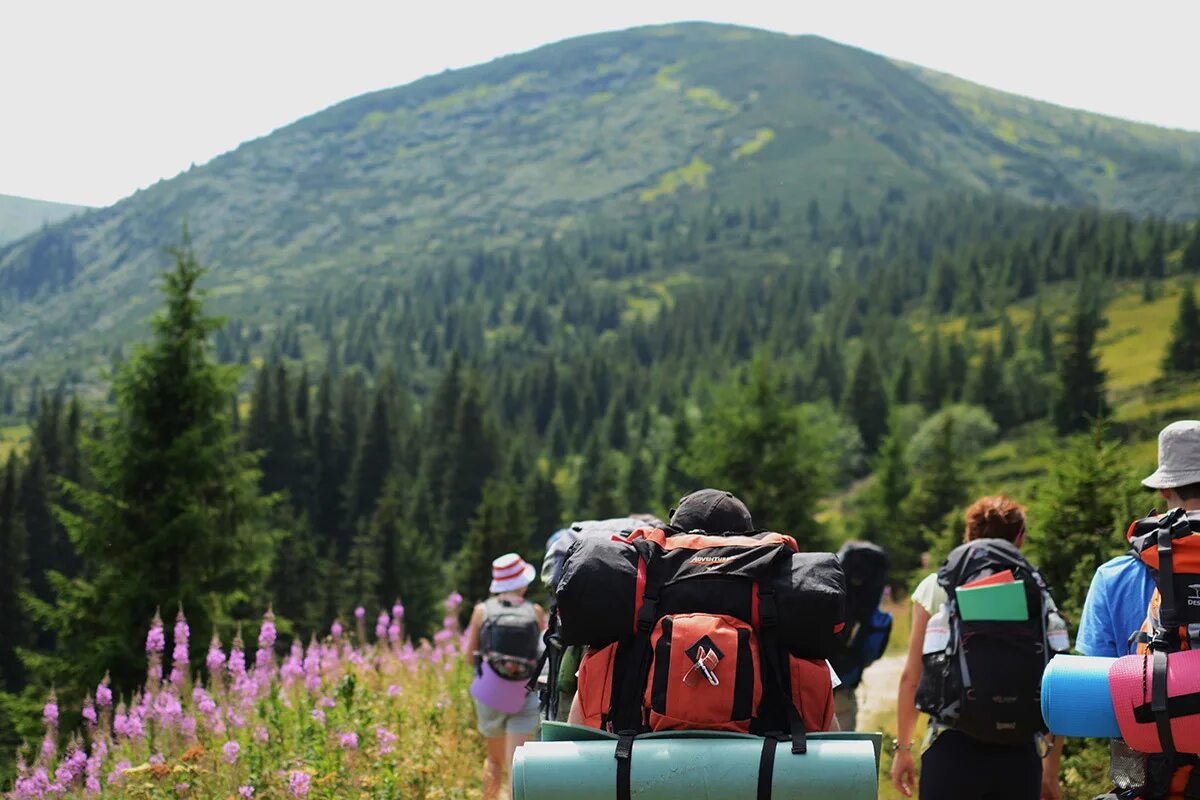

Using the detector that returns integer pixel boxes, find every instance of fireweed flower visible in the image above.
[354,606,365,620]
[392,601,404,620]
[223,740,240,764]
[376,726,397,755]
[254,724,270,744]
[375,610,389,640]
[96,675,113,708]
[446,591,464,611]
[146,611,166,654]
[339,731,358,750]
[43,694,59,726]
[388,623,401,642]
[288,770,310,798]
[108,760,132,784]
[330,619,343,638]
[206,631,226,673]
[239,787,255,798]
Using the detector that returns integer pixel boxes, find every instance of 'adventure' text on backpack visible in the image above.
[479,597,540,681]
[916,538,1061,745]
[829,541,893,688]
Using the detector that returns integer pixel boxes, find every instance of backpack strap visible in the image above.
[757,736,778,800]
[612,540,657,799]
[758,583,807,754]
[1152,649,1178,759]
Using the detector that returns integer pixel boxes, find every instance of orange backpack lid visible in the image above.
[629,527,800,553]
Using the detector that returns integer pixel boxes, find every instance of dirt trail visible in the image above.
[857,652,906,728]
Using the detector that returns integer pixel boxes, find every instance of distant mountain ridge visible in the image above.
[0,194,87,246]
[1,22,1199,376]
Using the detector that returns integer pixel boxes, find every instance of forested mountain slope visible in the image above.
[1,22,1199,382]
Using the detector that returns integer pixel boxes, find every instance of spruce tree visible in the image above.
[1026,425,1139,617]
[625,451,653,515]
[1053,286,1109,434]
[456,478,529,607]
[686,356,829,547]
[842,347,889,454]
[901,415,970,552]
[1183,226,1200,273]
[31,234,275,695]
[918,331,945,412]
[1163,284,1200,376]
[348,384,394,523]
[440,372,498,553]
[0,454,27,689]
[525,465,563,552]
[373,478,440,639]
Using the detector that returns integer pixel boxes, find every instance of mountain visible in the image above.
[0,194,86,246]
[1,22,1199,379]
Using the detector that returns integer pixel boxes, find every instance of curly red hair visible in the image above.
[964,495,1026,543]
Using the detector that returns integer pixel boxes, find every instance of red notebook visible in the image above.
[959,569,1014,590]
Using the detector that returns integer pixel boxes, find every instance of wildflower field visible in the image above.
[9,595,485,799]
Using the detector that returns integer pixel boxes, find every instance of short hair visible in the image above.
[964,496,1026,543]
[1174,483,1200,502]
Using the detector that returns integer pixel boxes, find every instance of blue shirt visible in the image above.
[1076,554,1156,657]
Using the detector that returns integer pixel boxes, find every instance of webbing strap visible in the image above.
[757,736,778,800]
[1153,649,1177,757]
[758,586,807,754]
[615,732,635,800]
[1159,522,1180,630]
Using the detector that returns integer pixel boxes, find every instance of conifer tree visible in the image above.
[686,356,829,546]
[440,372,498,553]
[311,373,341,544]
[373,478,440,639]
[30,234,275,694]
[1183,226,1200,273]
[625,451,653,514]
[901,415,970,551]
[855,433,918,579]
[456,478,529,606]
[0,454,27,689]
[525,466,563,551]
[1163,284,1200,376]
[1026,425,1138,617]
[918,331,945,412]
[1053,286,1109,434]
[843,347,889,453]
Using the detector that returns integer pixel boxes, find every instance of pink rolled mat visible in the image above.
[471,660,533,714]
[1109,650,1200,754]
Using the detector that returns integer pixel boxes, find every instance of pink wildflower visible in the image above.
[330,619,343,638]
[206,631,226,673]
[95,675,113,708]
[445,592,464,611]
[392,600,404,620]
[223,740,240,764]
[146,610,166,654]
[376,726,397,755]
[43,695,59,726]
[288,770,310,798]
[354,606,365,620]
[375,610,389,640]
[339,731,358,750]
[239,787,255,799]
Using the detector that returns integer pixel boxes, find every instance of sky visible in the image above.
[3,0,1198,208]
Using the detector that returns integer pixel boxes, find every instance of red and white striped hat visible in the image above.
[490,552,536,594]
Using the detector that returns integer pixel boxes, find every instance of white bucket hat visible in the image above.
[489,552,536,594]
[1142,420,1200,490]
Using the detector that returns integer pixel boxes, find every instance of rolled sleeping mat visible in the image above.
[513,727,878,800]
[1110,649,1200,754]
[1040,655,1122,738]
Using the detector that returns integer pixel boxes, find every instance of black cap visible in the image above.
[669,489,754,534]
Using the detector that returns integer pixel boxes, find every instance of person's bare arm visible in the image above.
[890,601,930,798]
[466,603,486,655]
[1041,734,1064,800]
[534,603,548,632]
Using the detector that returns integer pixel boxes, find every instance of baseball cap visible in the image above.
[669,489,754,533]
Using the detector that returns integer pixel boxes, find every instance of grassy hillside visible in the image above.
[0,194,85,245]
[1,23,1199,382]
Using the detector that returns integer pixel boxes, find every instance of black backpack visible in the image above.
[479,597,541,681]
[829,541,892,688]
[915,538,1054,745]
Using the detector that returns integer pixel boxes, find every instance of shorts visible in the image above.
[474,692,540,738]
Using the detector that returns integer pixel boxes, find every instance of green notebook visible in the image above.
[956,579,1029,621]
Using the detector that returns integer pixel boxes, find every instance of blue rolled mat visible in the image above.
[1041,654,1121,738]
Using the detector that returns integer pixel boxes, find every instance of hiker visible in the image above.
[565,488,842,734]
[539,515,663,721]
[1076,421,1198,659]
[890,495,1064,800]
[1082,421,1200,798]
[465,552,547,800]
[830,540,893,731]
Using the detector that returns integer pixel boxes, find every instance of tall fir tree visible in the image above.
[842,347,889,454]
[372,478,440,639]
[1053,285,1109,434]
[28,234,275,696]
[0,454,27,690]
[1163,284,1200,376]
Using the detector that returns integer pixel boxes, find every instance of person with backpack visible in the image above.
[465,552,547,800]
[1077,421,1198,660]
[890,495,1065,800]
[830,540,893,731]
[564,488,844,747]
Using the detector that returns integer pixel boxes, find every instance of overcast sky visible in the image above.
[3,0,1198,208]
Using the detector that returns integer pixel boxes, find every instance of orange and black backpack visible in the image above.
[1122,509,1200,799]
[552,526,846,800]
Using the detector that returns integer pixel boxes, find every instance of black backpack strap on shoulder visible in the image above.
[758,584,807,754]
[1159,513,1183,630]
[615,731,636,800]
[757,736,778,800]
[1152,649,1177,758]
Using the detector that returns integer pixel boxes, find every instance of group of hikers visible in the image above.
[461,419,1200,800]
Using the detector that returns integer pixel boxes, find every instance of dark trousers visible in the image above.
[919,729,1042,800]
